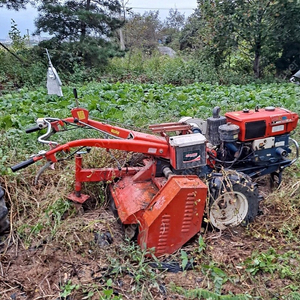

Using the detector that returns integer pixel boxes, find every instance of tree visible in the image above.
[183,0,300,78]
[123,10,162,52]
[230,0,300,77]
[200,1,236,66]
[117,0,129,50]
[0,0,29,10]
[36,0,122,41]
[165,8,185,31]
[273,2,300,76]
[161,8,185,49]
[34,0,123,71]
[179,9,202,51]
[180,2,236,67]
[9,19,27,50]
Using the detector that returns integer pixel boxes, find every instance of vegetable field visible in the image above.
[1,82,300,300]
[2,82,300,133]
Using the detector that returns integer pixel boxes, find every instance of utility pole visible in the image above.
[26,29,30,47]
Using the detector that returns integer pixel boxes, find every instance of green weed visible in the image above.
[244,248,300,281]
[171,286,252,300]
[60,280,80,298]
[44,198,76,236]
[201,262,229,294]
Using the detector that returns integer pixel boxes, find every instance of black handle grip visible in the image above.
[11,158,36,172]
[26,125,41,133]
[73,88,78,99]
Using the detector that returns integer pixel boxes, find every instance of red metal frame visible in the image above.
[64,108,172,143]
[29,108,210,256]
[42,109,190,204]
[43,138,170,162]
[68,155,158,203]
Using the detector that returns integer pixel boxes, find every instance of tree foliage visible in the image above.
[165,8,185,31]
[230,0,300,77]
[0,0,29,10]
[179,9,202,51]
[123,10,162,52]
[161,8,185,49]
[34,0,123,72]
[182,0,300,77]
[35,0,122,41]
[8,19,27,50]
[122,8,186,52]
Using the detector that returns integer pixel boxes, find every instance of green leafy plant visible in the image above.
[45,198,75,236]
[244,248,277,276]
[244,248,300,281]
[198,235,206,253]
[172,286,252,300]
[180,249,189,270]
[180,249,194,270]
[60,280,80,298]
[100,279,123,300]
[201,263,229,294]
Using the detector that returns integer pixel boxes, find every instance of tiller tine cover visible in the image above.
[138,175,207,257]
[110,176,159,224]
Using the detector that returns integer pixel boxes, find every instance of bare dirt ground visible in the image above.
[0,170,299,300]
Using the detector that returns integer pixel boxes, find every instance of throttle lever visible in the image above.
[73,88,79,107]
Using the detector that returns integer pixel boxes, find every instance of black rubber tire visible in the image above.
[207,171,260,229]
[0,186,9,235]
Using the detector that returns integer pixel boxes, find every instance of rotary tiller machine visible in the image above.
[11,103,299,256]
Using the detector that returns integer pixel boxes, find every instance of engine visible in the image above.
[156,106,298,180]
[205,106,299,178]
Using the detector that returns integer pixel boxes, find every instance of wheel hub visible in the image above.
[210,191,248,230]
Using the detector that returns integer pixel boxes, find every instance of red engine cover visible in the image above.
[225,107,298,142]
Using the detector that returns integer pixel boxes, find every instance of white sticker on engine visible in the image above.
[272,125,284,133]
[275,141,285,147]
[148,148,157,154]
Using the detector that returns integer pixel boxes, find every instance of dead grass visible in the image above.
[1,149,300,300]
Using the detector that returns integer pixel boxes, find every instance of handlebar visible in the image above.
[25,117,61,145]
[11,157,36,172]
[35,118,60,145]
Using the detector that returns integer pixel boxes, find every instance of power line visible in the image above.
[130,7,196,10]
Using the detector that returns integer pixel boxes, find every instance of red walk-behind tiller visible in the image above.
[11,97,299,257]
